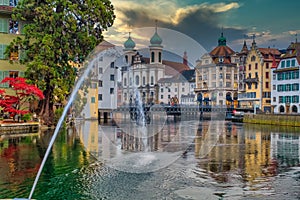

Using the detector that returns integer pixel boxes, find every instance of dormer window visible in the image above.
[219,57,224,63]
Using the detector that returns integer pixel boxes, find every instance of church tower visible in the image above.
[149,22,163,64]
[123,32,136,65]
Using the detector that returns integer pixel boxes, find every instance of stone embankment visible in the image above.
[244,113,300,127]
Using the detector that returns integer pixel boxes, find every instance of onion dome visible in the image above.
[218,32,226,46]
[124,33,135,50]
[150,30,162,47]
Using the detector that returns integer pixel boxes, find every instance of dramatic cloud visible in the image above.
[105,1,245,51]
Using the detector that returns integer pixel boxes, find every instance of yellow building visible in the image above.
[0,3,26,92]
[238,39,281,112]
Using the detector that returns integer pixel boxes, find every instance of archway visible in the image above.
[292,105,298,113]
[279,105,285,113]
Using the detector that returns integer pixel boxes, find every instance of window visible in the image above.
[255,72,258,78]
[265,82,269,88]
[291,59,296,67]
[151,52,155,62]
[0,18,8,33]
[182,88,185,92]
[9,71,18,78]
[279,96,284,103]
[99,67,103,74]
[124,78,127,86]
[273,74,276,80]
[255,63,258,69]
[135,75,139,85]
[175,88,177,92]
[160,88,163,92]
[0,44,7,59]
[292,96,299,103]
[226,82,231,87]
[248,83,252,89]
[255,83,258,89]
[212,74,216,80]
[110,74,114,81]
[266,63,269,69]
[99,80,103,87]
[98,94,102,101]
[219,73,223,79]
[287,60,291,67]
[110,62,114,68]
[110,88,114,94]
[248,64,251,70]
[168,88,171,92]
[251,55,256,61]
[9,19,19,34]
[266,72,269,79]
[273,97,276,102]
[161,95,163,99]
[91,97,95,103]
[273,85,276,90]
[226,74,231,79]
[292,83,299,91]
[286,84,291,91]
[281,60,285,68]
[286,96,291,103]
[143,77,145,85]
[9,0,18,7]
[151,76,154,85]
[159,52,162,62]
[219,81,223,87]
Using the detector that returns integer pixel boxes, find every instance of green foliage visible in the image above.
[21,113,32,122]
[54,107,64,124]
[6,0,115,124]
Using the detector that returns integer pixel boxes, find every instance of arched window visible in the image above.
[125,55,128,63]
[151,52,155,62]
[159,52,162,62]
[135,75,139,85]
[279,105,285,113]
[124,78,127,86]
[143,76,145,85]
[151,76,154,85]
[292,105,298,113]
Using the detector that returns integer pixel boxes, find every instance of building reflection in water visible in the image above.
[77,119,300,186]
[195,122,300,186]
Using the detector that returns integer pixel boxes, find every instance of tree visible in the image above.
[6,0,115,125]
[0,77,44,121]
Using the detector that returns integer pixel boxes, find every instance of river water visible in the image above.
[1,119,300,200]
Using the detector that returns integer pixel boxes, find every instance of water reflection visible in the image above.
[1,121,300,199]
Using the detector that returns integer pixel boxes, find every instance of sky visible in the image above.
[103,0,300,66]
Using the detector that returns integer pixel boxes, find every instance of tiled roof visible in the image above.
[258,48,281,56]
[210,45,235,57]
[142,57,190,76]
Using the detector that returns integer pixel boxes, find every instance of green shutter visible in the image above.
[19,71,25,77]
[3,71,8,88]
[0,18,8,33]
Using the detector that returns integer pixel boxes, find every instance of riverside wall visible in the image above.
[244,113,300,127]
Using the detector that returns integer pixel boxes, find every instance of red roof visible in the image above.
[209,45,235,64]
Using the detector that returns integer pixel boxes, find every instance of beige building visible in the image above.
[195,33,239,107]
[238,39,281,112]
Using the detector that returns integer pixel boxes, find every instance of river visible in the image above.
[1,119,300,199]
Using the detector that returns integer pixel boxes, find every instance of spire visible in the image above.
[218,31,226,46]
[252,34,256,46]
[241,40,248,53]
[124,32,135,50]
[183,51,188,66]
[150,20,163,47]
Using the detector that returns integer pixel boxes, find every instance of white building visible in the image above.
[121,28,190,105]
[97,41,121,119]
[158,69,196,105]
[194,33,239,107]
[271,42,300,113]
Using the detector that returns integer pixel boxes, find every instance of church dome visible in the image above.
[218,32,226,46]
[150,31,162,46]
[124,34,135,50]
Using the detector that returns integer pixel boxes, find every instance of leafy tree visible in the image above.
[6,0,115,125]
[0,77,44,121]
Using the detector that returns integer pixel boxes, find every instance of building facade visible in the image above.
[271,42,300,113]
[194,33,239,107]
[121,28,190,106]
[238,39,281,112]
[0,2,26,91]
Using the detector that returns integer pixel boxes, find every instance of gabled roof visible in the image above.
[141,57,190,76]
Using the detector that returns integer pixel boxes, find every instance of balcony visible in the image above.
[243,77,258,83]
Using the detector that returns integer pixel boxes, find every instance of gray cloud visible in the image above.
[117,4,247,51]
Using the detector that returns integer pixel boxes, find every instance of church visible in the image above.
[121,27,191,105]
